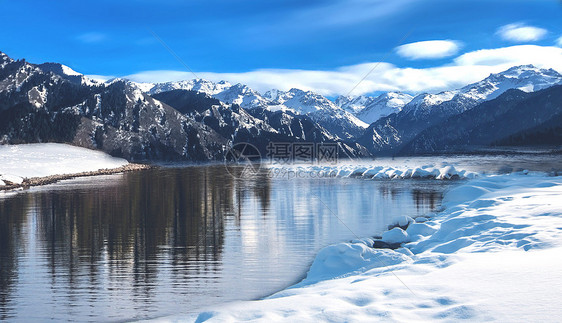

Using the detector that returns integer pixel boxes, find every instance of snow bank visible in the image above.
[303,241,412,284]
[0,143,129,184]
[267,163,479,180]
[158,174,562,322]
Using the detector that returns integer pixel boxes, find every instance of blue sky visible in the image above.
[2,0,562,95]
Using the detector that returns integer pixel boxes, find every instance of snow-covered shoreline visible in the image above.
[266,163,480,180]
[0,143,148,189]
[154,173,562,322]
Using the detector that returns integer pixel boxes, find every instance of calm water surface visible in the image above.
[1,155,560,322]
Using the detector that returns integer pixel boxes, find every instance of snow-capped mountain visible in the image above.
[148,79,269,110]
[146,80,368,140]
[0,51,227,161]
[402,64,562,118]
[0,51,370,161]
[359,65,562,155]
[334,95,375,114]
[356,92,413,124]
[151,89,368,157]
[149,79,230,96]
[401,84,562,154]
[4,48,561,160]
[0,51,13,68]
[335,92,413,125]
[262,88,368,139]
[36,62,101,86]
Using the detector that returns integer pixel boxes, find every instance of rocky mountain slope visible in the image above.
[400,85,562,154]
[335,92,413,124]
[2,49,562,161]
[147,80,367,140]
[0,51,368,162]
[152,89,368,157]
[0,52,227,161]
[358,65,562,155]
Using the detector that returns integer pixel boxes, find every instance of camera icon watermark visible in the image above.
[224,142,262,179]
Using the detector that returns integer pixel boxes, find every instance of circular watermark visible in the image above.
[224,142,262,178]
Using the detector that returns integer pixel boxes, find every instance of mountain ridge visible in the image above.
[2,49,562,161]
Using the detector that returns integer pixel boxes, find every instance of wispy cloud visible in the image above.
[76,32,106,43]
[556,36,562,47]
[124,45,562,96]
[496,23,547,42]
[395,40,461,60]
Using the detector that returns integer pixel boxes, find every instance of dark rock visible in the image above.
[372,240,401,250]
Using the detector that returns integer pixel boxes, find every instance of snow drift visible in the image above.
[155,173,562,322]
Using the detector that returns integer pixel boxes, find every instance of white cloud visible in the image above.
[76,32,106,43]
[496,23,547,42]
[124,45,562,96]
[556,36,562,47]
[395,40,461,60]
[454,45,562,67]
[86,74,115,82]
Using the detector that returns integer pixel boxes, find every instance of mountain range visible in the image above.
[358,65,562,155]
[1,50,561,162]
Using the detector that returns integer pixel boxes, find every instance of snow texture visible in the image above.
[150,173,562,322]
[0,143,129,183]
[267,163,479,180]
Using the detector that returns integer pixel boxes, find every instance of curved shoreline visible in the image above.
[0,163,153,191]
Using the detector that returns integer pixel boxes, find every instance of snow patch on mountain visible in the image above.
[356,92,413,124]
[262,88,368,136]
[147,80,368,139]
[0,51,14,68]
[60,64,81,76]
[403,64,562,115]
[334,95,375,114]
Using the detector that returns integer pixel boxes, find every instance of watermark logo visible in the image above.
[266,142,338,165]
[224,142,262,179]
[225,141,340,179]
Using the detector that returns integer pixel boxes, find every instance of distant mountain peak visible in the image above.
[36,62,101,86]
[486,64,561,80]
[401,64,562,116]
[0,51,14,67]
